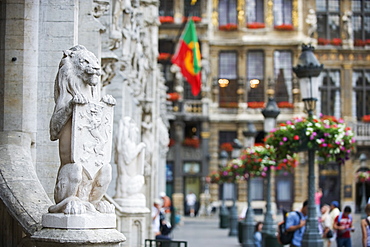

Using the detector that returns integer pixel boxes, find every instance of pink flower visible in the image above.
[283,137,288,142]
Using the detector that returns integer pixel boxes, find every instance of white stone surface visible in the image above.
[42,213,116,229]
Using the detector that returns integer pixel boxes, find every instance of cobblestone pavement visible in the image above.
[170,214,364,247]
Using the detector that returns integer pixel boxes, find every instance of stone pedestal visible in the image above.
[32,213,125,247]
[116,207,150,247]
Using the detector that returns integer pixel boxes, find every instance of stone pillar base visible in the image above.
[42,213,116,229]
[31,228,126,247]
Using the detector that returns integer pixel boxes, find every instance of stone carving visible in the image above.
[114,117,146,207]
[49,45,116,214]
[306,9,317,38]
[142,105,154,174]
[342,11,353,42]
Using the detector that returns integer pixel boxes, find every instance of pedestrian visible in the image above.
[315,188,323,216]
[285,200,308,247]
[254,221,263,247]
[361,204,370,247]
[328,200,341,247]
[186,191,197,217]
[320,204,332,247]
[333,206,354,247]
[152,198,171,240]
[160,192,172,221]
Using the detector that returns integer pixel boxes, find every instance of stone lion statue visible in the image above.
[49,45,116,214]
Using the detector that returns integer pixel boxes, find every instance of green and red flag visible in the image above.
[171,19,202,96]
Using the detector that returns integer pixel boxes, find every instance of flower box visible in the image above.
[331,38,342,46]
[248,101,265,109]
[167,92,180,101]
[219,102,238,108]
[220,142,233,152]
[277,101,294,108]
[183,137,200,148]
[246,22,265,29]
[219,23,238,31]
[356,171,370,183]
[318,38,330,45]
[159,16,174,24]
[158,53,172,61]
[354,39,366,47]
[362,115,370,122]
[274,24,294,31]
[183,16,202,23]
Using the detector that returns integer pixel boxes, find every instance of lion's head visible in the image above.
[50,45,102,141]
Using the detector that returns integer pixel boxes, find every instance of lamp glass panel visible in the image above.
[299,77,319,100]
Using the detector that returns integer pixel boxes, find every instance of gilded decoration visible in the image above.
[266,0,273,26]
[292,0,298,27]
[237,0,245,27]
[212,0,218,27]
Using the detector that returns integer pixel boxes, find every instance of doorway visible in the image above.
[184,176,201,216]
[319,163,341,207]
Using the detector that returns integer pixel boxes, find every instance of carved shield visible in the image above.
[71,102,114,180]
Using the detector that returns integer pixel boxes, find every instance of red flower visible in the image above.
[158,53,172,61]
[354,39,366,47]
[274,24,294,31]
[219,23,238,31]
[331,38,342,46]
[183,16,202,23]
[277,101,294,108]
[293,135,300,140]
[159,16,174,24]
[318,38,330,45]
[247,101,265,108]
[246,22,265,29]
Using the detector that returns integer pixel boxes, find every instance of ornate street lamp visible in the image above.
[261,97,280,246]
[242,123,257,247]
[293,44,324,247]
[219,150,230,229]
[360,153,368,219]
[229,139,243,236]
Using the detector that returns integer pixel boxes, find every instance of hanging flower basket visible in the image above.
[159,16,174,24]
[166,92,180,101]
[274,24,294,31]
[183,16,202,23]
[265,115,355,164]
[219,23,238,31]
[246,22,265,29]
[362,115,370,123]
[248,101,265,109]
[208,159,245,184]
[356,171,370,183]
[277,101,294,108]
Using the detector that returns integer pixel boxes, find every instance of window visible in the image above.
[274,0,292,26]
[352,70,370,120]
[247,51,264,102]
[273,50,293,103]
[219,51,238,107]
[318,70,341,118]
[158,40,175,92]
[159,0,174,16]
[316,0,340,42]
[250,177,264,201]
[352,0,370,45]
[218,0,237,26]
[184,0,201,18]
[246,0,264,27]
[219,131,237,147]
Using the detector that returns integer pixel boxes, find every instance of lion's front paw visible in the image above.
[94,200,115,213]
[73,93,89,104]
[64,199,87,214]
[101,94,116,106]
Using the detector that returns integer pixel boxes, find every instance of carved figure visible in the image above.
[306,9,317,38]
[49,45,116,214]
[342,11,353,41]
[114,117,146,200]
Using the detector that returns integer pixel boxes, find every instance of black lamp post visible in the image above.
[293,44,324,247]
[242,123,257,247]
[360,153,368,219]
[229,139,243,236]
[261,97,280,246]
[219,150,230,229]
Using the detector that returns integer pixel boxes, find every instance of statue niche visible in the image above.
[49,45,116,214]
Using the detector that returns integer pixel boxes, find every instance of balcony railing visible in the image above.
[167,100,209,117]
[349,122,370,143]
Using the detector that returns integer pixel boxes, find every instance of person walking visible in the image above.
[361,204,370,247]
[285,200,308,247]
[320,204,332,247]
[186,191,197,217]
[254,221,263,247]
[152,199,171,240]
[160,192,172,221]
[328,201,341,247]
[333,206,354,247]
